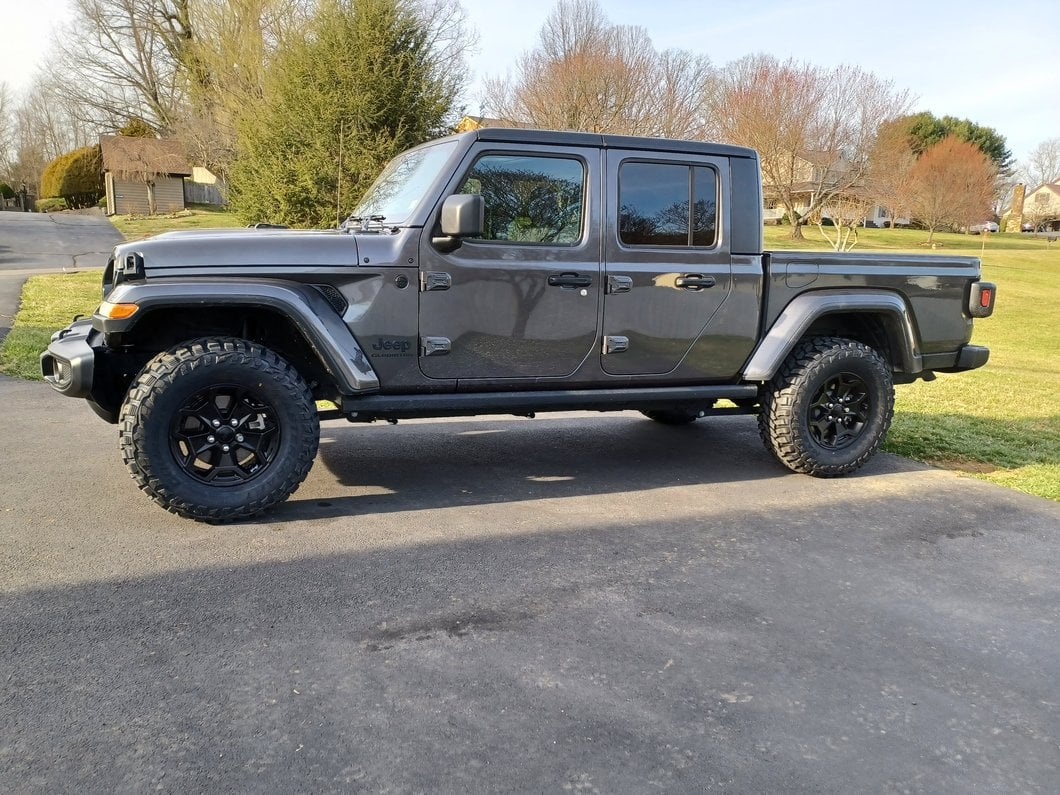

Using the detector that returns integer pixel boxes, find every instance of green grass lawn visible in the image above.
[109,203,240,240]
[2,221,1057,500]
[0,270,103,380]
[765,226,1060,501]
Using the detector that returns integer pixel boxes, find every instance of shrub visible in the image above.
[40,153,69,198]
[35,197,69,212]
[118,117,156,137]
[0,182,14,200]
[40,145,104,208]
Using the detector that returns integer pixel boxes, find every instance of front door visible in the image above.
[418,147,601,382]
[602,151,734,378]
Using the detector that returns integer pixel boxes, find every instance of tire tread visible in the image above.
[758,336,893,477]
[118,337,318,522]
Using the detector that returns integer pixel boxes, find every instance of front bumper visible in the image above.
[40,319,96,398]
[40,319,122,423]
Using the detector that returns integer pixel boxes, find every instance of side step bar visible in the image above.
[321,384,760,422]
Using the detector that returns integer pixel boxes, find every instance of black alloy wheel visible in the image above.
[120,337,319,521]
[169,384,281,485]
[758,336,894,477]
[806,371,871,450]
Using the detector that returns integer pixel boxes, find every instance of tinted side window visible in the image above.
[692,167,717,247]
[459,155,584,244]
[619,162,717,247]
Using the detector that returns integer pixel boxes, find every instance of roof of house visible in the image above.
[454,115,537,133]
[1027,182,1060,199]
[99,135,192,177]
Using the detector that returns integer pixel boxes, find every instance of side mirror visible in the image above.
[434,194,484,251]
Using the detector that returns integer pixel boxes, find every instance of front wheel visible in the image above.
[119,338,320,521]
[758,336,894,477]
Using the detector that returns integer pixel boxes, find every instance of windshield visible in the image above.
[347,139,459,227]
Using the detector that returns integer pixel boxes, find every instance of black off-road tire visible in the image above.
[640,408,702,425]
[758,336,894,477]
[119,337,319,522]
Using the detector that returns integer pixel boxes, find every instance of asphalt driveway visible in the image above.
[0,210,121,340]
[1,375,1057,792]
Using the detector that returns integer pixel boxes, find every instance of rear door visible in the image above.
[601,151,734,378]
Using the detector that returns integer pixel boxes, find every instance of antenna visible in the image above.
[336,119,344,227]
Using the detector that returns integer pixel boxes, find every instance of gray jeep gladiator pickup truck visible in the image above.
[41,128,995,521]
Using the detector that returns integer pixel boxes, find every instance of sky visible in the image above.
[2,0,1057,163]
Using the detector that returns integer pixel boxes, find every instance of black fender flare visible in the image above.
[742,290,921,381]
[95,278,380,393]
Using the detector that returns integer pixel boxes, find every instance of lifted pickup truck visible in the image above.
[42,128,995,521]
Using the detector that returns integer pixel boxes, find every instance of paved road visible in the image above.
[0,210,121,341]
[1,375,1057,792]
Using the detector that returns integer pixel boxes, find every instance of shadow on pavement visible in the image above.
[1,490,1056,792]
[284,414,811,520]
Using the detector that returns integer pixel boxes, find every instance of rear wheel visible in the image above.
[119,337,319,521]
[758,336,893,477]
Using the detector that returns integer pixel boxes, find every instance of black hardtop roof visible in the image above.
[461,127,758,161]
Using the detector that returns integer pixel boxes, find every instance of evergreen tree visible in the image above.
[901,111,1013,176]
[230,0,462,227]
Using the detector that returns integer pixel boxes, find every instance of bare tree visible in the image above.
[46,0,191,133]
[483,0,709,139]
[1022,137,1060,188]
[705,54,912,239]
[1022,187,1060,232]
[909,136,996,244]
[866,117,917,228]
[815,191,873,251]
[4,80,96,194]
[172,0,313,176]
[0,82,14,176]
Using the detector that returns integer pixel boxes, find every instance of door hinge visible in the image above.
[421,271,452,292]
[422,336,451,356]
[607,275,633,294]
[602,335,629,355]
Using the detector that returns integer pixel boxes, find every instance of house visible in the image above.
[100,135,192,215]
[1022,183,1060,231]
[762,151,906,227]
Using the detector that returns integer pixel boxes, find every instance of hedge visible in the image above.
[35,197,69,213]
[40,145,104,209]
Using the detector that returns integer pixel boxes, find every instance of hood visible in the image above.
[115,227,360,273]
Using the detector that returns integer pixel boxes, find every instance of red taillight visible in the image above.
[969,282,996,318]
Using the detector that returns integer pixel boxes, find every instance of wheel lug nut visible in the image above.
[230,419,238,426]
[222,445,230,452]
[236,434,244,442]
[212,419,220,428]
[207,435,216,443]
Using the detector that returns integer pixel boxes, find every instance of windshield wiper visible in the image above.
[343,214,388,231]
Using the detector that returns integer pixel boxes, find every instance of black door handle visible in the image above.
[548,272,593,288]
[675,274,716,290]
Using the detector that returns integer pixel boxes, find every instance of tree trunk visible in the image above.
[783,200,804,239]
